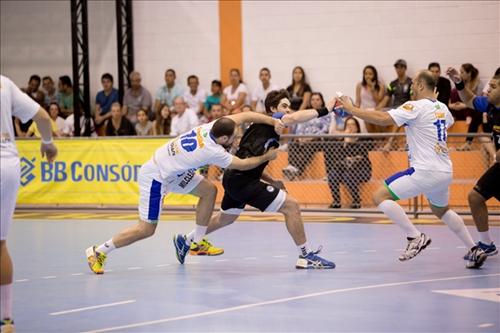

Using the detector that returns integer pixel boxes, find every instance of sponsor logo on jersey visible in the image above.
[400,103,414,112]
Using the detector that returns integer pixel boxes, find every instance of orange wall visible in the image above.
[218,0,242,87]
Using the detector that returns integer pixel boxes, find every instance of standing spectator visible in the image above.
[42,76,59,107]
[154,69,184,115]
[325,117,373,209]
[355,65,385,133]
[22,75,45,106]
[105,102,135,136]
[428,62,451,106]
[183,75,207,116]
[221,68,249,114]
[286,66,312,112]
[251,67,279,113]
[135,109,153,136]
[170,96,199,136]
[57,75,74,118]
[378,59,412,108]
[123,71,152,125]
[48,102,65,133]
[94,73,119,130]
[203,80,223,117]
[152,105,172,136]
[282,92,331,179]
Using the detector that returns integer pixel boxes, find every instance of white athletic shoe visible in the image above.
[399,233,431,261]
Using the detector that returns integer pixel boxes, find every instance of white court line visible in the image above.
[215,259,228,262]
[243,257,257,260]
[82,273,500,333]
[155,264,170,267]
[394,249,404,251]
[127,267,142,270]
[333,251,347,254]
[71,273,84,276]
[363,250,377,253]
[107,269,114,272]
[427,247,441,250]
[51,300,136,316]
[42,276,57,279]
[457,246,467,249]
[14,279,29,283]
[478,323,495,328]
[272,255,288,258]
[185,262,199,265]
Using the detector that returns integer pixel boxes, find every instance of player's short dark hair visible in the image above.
[166,68,176,77]
[428,62,440,70]
[265,89,289,114]
[211,80,222,87]
[101,73,113,82]
[417,70,437,90]
[29,75,41,83]
[187,75,198,83]
[494,67,500,76]
[210,117,236,138]
[59,75,72,87]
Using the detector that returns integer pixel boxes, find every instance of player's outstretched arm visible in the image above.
[336,95,396,126]
[32,107,58,163]
[227,148,278,171]
[225,112,275,127]
[446,67,475,108]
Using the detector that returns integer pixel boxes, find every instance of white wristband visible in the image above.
[41,138,53,144]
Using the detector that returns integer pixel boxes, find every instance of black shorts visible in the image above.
[221,173,284,213]
[474,163,500,201]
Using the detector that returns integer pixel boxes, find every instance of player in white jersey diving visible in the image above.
[1,75,58,333]
[86,112,283,274]
[335,70,486,269]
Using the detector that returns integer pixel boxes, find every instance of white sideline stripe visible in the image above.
[82,273,500,333]
[243,257,257,260]
[363,250,376,253]
[14,279,29,282]
[155,264,170,267]
[51,300,136,316]
[127,267,142,270]
[71,273,84,276]
[42,276,56,279]
[215,259,228,262]
[333,251,347,254]
[185,262,199,265]
[272,255,288,258]
[427,247,440,250]
[478,323,495,328]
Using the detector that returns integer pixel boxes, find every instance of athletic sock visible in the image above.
[377,200,421,238]
[441,210,475,249]
[186,230,195,246]
[192,225,208,244]
[96,239,116,255]
[298,242,311,257]
[0,284,13,320]
[479,231,493,244]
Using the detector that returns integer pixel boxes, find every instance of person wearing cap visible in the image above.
[378,59,413,109]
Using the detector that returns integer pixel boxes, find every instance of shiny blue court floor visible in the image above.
[8,218,500,332]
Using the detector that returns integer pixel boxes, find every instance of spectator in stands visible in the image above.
[62,113,97,137]
[208,103,226,122]
[251,67,279,113]
[378,59,412,108]
[26,109,60,138]
[325,117,373,209]
[203,80,223,116]
[428,62,451,106]
[135,109,153,136]
[22,75,45,106]
[105,102,135,136]
[221,68,249,114]
[48,102,65,134]
[154,69,184,115]
[42,76,59,107]
[282,92,331,180]
[286,66,312,112]
[450,63,485,150]
[183,75,207,116]
[170,96,199,136]
[123,71,152,125]
[152,105,172,136]
[58,75,74,118]
[355,65,385,133]
[94,73,119,130]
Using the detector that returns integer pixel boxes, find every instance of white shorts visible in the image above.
[1,156,20,240]
[138,159,203,223]
[384,167,452,207]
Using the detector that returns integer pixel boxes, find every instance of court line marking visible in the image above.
[71,273,84,276]
[82,273,500,333]
[51,300,136,316]
[14,279,29,282]
[155,264,170,267]
[363,250,377,253]
[478,323,495,328]
[127,267,142,270]
[42,276,56,279]
[272,255,288,258]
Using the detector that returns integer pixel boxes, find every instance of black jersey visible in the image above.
[473,96,500,149]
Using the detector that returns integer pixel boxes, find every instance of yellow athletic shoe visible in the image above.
[86,246,107,274]
[189,238,224,256]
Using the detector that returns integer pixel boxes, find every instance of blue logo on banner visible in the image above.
[20,157,36,186]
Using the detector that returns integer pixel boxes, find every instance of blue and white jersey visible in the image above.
[388,99,454,173]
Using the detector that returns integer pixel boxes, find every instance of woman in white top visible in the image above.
[355,65,385,133]
[221,68,249,114]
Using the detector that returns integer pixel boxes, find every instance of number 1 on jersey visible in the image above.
[433,119,446,142]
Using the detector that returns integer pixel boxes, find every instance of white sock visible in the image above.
[96,239,116,255]
[441,210,475,249]
[1,284,13,320]
[298,242,311,256]
[192,225,208,244]
[479,231,493,244]
[378,200,420,238]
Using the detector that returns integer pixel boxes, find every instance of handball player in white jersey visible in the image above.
[336,70,486,269]
[86,112,282,274]
[1,75,57,333]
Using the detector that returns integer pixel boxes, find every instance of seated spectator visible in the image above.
[123,71,152,124]
[428,62,451,105]
[324,117,373,209]
[152,105,172,136]
[170,96,199,136]
[241,104,253,113]
[221,68,249,114]
[203,103,226,123]
[105,102,135,136]
[26,109,60,138]
[251,67,279,113]
[58,75,74,118]
[282,92,331,180]
[94,73,119,129]
[183,75,206,116]
[42,76,59,107]
[22,74,45,106]
[135,109,153,136]
[203,80,222,116]
[355,65,385,133]
[48,102,65,134]
[62,113,97,137]
[286,66,312,112]
[154,69,184,115]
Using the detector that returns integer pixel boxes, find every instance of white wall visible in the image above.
[242,0,500,101]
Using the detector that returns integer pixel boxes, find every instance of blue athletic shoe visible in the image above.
[477,241,498,256]
[296,252,335,269]
[173,234,189,264]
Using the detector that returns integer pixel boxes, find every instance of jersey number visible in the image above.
[179,128,205,152]
[433,119,446,142]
